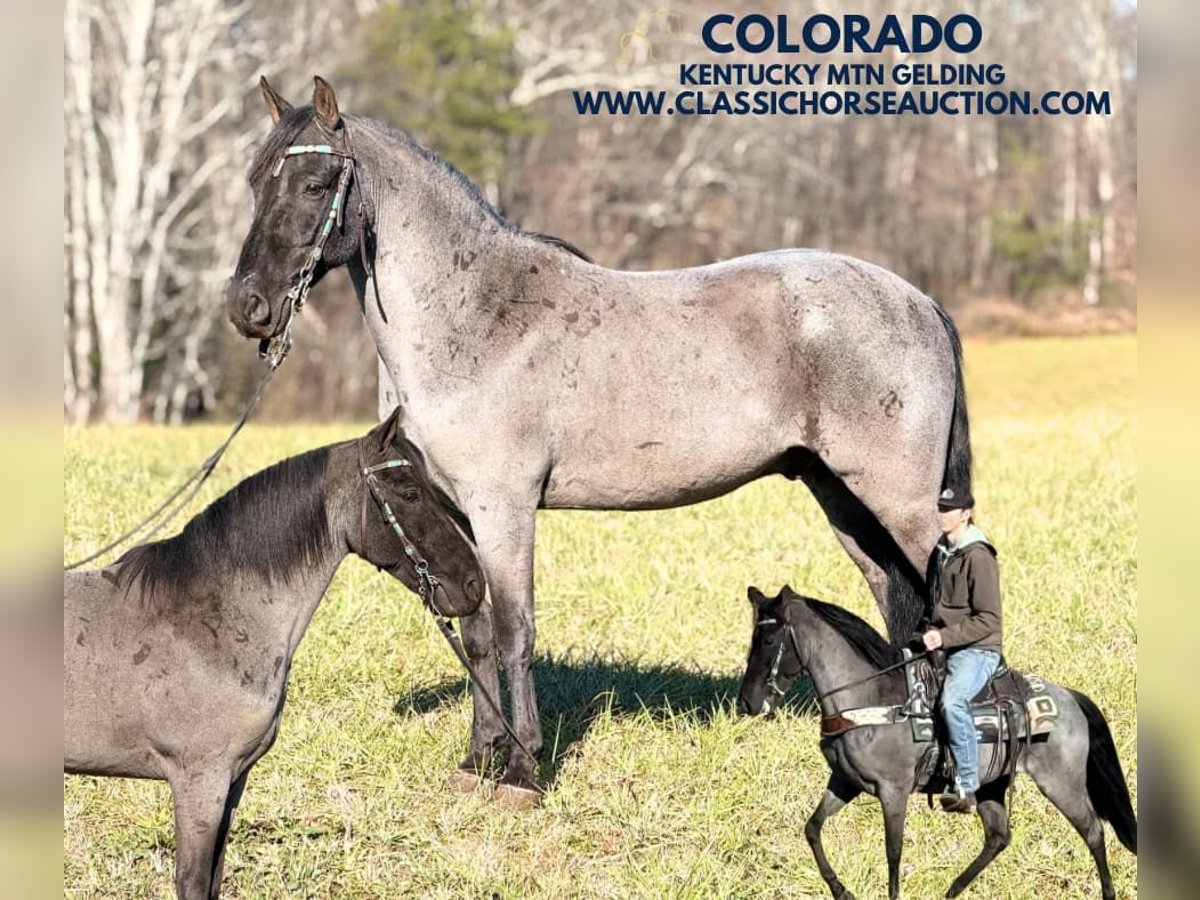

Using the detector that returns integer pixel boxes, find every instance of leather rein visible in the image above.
[756,616,928,728]
[355,437,540,767]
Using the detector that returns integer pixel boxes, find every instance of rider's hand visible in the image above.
[922,630,944,651]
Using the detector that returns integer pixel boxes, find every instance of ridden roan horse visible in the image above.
[737,585,1136,900]
[226,76,973,803]
[64,411,484,900]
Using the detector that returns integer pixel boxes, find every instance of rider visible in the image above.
[919,487,1002,814]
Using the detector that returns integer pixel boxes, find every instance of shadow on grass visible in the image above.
[393,652,815,787]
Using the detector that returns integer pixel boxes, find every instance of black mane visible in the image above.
[114,447,332,601]
[801,596,902,671]
[249,106,590,262]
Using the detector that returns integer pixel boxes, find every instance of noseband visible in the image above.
[357,438,446,616]
[258,127,372,367]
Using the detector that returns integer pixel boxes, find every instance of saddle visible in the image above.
[902,650,1059,794]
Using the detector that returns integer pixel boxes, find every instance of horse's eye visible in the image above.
[400,488,421,504]
[303,181,325,196]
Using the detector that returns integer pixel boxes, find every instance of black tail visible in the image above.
[1070,689,1137,854]
[932,303,972,496]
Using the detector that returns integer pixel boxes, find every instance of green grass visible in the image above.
[64,335,1136,898]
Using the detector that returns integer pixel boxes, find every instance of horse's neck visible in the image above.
[350,120,551,399]
[234,462,357,656]
[794,609,889,717]
[355,120,522,315]
[237,542,347,658]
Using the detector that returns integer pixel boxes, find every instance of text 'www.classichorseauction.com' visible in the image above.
[576,12,1113,118]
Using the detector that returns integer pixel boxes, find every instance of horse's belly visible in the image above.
[542,442,776,510]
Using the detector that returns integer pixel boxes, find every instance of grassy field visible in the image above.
[64,335,1136,898]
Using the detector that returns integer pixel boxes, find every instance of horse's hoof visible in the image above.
[493,782,543,810]
[447,768,488,794]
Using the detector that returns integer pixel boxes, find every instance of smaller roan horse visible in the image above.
[64,410,484,900]
[738,586,1136,900]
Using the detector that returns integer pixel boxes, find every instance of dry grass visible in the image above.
[64,335,1136,898]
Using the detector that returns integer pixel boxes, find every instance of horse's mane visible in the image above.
[113,447,332,602]
[801,596,902,671]
[250,106,591,263]
[356,114,592,262]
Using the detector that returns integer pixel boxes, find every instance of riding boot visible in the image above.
[939,776,977,814]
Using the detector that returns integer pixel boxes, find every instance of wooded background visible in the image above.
[63,0,1137,423]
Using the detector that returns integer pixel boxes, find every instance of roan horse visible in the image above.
[227,76,973,802]
[738,585,1136,900]
[64,411,484,900]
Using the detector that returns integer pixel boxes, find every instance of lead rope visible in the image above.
[64,359,281,571]
[357,441,538,766]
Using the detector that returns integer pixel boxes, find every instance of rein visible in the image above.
[758,616,929,708]
[355,439,539,766]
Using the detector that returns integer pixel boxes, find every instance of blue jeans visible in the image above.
[941,648,1001,793]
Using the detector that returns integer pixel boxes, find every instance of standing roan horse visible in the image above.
[737,586,1136,900]
[227,77,973,803]
[64,411,484,900]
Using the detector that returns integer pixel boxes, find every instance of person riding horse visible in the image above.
[918,487,1002,814]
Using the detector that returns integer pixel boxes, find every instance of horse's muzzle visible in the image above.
[226,277,280,340]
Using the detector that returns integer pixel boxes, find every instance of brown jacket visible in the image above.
[923,532,1003,653]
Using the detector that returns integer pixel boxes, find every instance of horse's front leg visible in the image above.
[879,785,909,900]
[449,598,506,791]
[461,494,542,807]
[807,775,862,899]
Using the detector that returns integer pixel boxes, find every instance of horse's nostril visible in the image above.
[246,294,270,325]
[464,576,482,604]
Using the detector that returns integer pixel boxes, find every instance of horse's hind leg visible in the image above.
[946,777,1012,898]
[169,769,235,900]
[807,775,862,899]
[1027,748,1117,899]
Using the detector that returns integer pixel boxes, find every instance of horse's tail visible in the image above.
[1070,689,1137,855]
[932,302,972,497]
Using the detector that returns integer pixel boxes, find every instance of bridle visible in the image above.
[357,437,445,616]
[258,125,377,367]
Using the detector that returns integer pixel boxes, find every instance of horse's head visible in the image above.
[737,585,806,717]
[227,76,365,341]
[350,408,485,617]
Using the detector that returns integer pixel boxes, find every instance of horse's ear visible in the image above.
[747,586,766,607]
[259,76,292,125]
[374,407,403,452]
[312,76,342,131]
